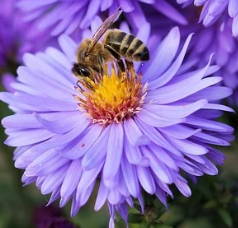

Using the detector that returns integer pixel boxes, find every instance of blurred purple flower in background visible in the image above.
[1,73,16,92]
[0,26,234,227]
[177,0,238,37]
[17,0,187,39]
[0,0,53,70]
[188,17,238,105]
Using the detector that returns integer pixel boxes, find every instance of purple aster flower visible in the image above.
[0,0,53,69]
[0,27,233,227]
[1,73,16,92]
[17,0,187,39]
[186,15,238,105]
[177,0,238,36]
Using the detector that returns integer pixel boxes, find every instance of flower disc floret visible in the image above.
[77,67,146,125]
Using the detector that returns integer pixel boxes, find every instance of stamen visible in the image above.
[75,62,147,125]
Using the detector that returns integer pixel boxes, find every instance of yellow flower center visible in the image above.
[75,65,146,125]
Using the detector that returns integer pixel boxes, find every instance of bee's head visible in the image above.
[72,63,91,78]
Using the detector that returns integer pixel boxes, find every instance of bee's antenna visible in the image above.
[89,7,123,52]
[112,7,123,23]
[116,7,123,18]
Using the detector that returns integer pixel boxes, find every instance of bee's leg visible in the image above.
[92,66,103,81]
[125,60,134,71]
[116,59,125,73]
[104,44,125,72]
[75,80,84,92]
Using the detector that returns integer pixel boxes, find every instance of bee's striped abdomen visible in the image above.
[131,41,149,61]
[104,29,149,62]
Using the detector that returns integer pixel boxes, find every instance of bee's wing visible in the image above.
[88,8,122,51]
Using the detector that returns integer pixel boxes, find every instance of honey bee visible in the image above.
[72,8,150,80]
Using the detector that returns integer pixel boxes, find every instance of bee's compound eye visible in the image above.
[80,67,90,77]
[72,63,90,77]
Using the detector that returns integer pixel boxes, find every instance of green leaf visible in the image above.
[218,209,233,227]
[128,213,144,224]
[159,206,184,225]
[179,218,212,228]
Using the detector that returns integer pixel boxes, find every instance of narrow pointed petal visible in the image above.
[137,166,156,194]
[103,124,124,183]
